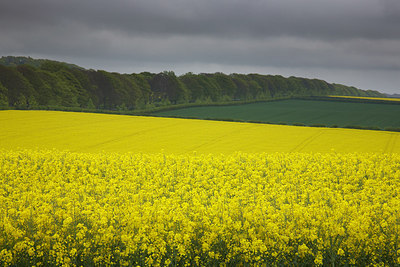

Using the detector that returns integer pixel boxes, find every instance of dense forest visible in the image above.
[0,56,383,111]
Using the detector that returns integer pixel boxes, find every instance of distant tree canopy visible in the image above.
[0,56,384,111]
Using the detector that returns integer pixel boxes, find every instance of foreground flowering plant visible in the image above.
[0,150,399,266]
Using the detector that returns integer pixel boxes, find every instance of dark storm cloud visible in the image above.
[1,0,399,39]
[0,0,399,93]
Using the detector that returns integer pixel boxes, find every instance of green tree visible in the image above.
[86,98,96,109]
[0,65,37,106]
[0,82,8,107]
[15,94,27,109]
[150,71,189,104]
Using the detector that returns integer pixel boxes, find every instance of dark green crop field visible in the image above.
[153,99,400,129]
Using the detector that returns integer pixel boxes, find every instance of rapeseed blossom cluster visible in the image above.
[0,150,399,266]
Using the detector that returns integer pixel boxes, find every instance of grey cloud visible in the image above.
[1,0,399,40]
[2,24,400,71]
[0,0,399,93]
[19,32,398,71]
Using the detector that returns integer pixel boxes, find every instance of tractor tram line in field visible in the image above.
[184,123,260,153]
[385,133,398,154]
[78,121,183,152]
[290,130,325,153]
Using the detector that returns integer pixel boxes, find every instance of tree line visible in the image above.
[0,56,383,111]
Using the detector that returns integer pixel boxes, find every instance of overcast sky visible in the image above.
[1,0,399,94]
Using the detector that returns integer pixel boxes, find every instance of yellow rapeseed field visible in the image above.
[1,150,399,266]
[1,110,399,266]
[328,95,400,102]
[1,110,399,154]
